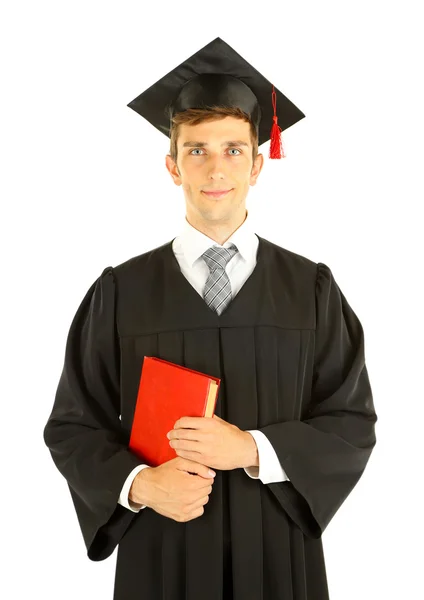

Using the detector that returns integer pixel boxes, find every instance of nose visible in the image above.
[206,154,228,180]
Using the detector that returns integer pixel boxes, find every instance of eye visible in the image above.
[189,148,242,155]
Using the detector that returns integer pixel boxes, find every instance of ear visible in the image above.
[165,154,182,185]
[249,153,264,186]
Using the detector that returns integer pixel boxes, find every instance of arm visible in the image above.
[243,429,290,483]
[43,267,144,561]
[118,464,151,512]
[254,263,377,538]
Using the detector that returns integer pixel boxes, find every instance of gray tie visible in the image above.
[201,244,239,315]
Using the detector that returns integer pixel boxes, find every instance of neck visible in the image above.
[186,210,247,246]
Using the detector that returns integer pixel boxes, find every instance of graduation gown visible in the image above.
[43,234,377,600]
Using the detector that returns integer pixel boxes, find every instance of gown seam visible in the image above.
[118,326,316,338]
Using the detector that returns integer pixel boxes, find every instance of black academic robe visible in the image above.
[43,234,377,600]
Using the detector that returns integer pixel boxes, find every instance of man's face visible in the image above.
[165,116,263,225]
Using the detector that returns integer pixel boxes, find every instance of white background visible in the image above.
[2,1,422,598]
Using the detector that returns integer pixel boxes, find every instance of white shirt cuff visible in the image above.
[243,430,290,484]
[118,464,151,512]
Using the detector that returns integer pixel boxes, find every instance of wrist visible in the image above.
[241,431,259,469]
[129,466,154,507]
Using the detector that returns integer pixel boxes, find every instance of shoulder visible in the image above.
[257,234,321,282]
[108,239,173,281]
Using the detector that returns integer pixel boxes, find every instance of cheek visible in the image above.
[181,164,202,183]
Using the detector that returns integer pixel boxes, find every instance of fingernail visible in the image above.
[209,470,216,477]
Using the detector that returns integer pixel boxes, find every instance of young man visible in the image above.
[43,37,377,600]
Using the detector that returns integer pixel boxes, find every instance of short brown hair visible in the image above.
[169,106,258,165]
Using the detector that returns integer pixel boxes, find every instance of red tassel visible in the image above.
[269,85,286,159]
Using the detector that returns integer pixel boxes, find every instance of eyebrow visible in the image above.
[182,140,249,148]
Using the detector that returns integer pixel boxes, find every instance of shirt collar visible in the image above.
[177,210,257,268]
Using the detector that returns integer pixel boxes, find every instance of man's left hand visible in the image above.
[167,414,253,471]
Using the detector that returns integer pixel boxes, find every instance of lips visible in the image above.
[202,189,233,198]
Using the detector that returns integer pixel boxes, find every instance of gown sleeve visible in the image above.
[259,262,378,539]
[43,267,145,561]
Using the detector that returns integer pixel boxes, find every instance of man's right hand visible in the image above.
[129,457,216,522]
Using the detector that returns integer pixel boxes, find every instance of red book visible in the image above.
[128,356,220,467]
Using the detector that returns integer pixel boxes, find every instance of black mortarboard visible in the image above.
[127,36,305,158]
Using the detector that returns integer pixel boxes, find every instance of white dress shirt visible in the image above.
[118,210,290,511]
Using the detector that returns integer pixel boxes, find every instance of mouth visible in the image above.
[201,189,233,199]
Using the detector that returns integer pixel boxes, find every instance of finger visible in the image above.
[175,417,209,430]
[170,439,201,451]
[169,430,202,441]
[176,448,203,460]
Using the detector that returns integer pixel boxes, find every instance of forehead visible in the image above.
[178,116,251,143]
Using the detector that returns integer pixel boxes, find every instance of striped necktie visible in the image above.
[201,244,239,315]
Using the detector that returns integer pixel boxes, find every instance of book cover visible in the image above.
[129,356,221,467]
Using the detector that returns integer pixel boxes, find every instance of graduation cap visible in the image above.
[127,36,305,159]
